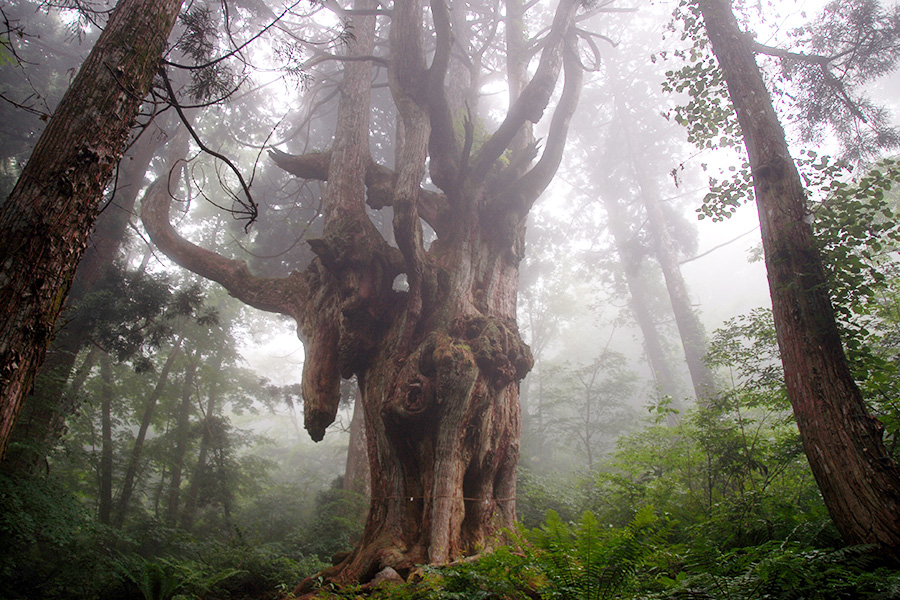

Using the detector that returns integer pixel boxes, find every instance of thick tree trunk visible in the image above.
[142,0,581,587]
[113,338,182,529]
[320,232,531,585]
[0,0,183,459]
[699,0,900,557]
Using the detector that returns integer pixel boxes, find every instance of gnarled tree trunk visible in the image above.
[143,0,585,586]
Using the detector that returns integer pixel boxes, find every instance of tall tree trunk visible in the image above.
[165,353,196,528]
[0,0,183,459]
[600,193,682,404]
[98,352,114,525]
[590,96,685,408]
[113,338,182,528]
[4,128,171,473]
[616,90,716,403]
[639,181,716,402]
[699,0,900,557]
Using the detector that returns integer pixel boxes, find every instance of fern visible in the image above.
[652,542,900,600]
[527,505,667,600]
[117,556,244,600]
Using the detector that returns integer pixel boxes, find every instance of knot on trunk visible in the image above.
[387,371,435,420]
[451,315,533,387]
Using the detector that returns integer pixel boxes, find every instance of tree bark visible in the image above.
[0,0,183,459]
[699,0,900,557]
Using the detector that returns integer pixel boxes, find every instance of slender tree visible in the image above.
[180,347,222,530]
[697,0,900,558]
[97,352,115,525]
[113,337,183,529]
[165,351,197,528]
[0,0,184,459]
[634,166,716,402]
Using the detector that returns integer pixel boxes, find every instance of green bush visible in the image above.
[645,542,900,600]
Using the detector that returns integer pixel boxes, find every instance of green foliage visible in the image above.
[660,0,741,153]
[516,467,581,528]
[527,506,666,600]
[701,160,900,453]
[609,309,823,545]
[118,557,197,600]
[341,508,665,600]
[191,540,327,598]
[75,264,217,370]
[645,542,900,600]
[782,0,900,161]
[0,471,133,599]
[116,541,323,600]
[295,483,368,560]
[810,155,900,339]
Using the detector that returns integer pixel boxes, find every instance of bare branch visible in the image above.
[161,68,259,228]
[141,165,309,320]
[164,0,306,71]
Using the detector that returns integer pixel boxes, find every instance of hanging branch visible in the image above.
[164,0,307,71]
[160,68,258,229]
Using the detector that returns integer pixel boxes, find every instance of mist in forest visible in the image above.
[3,0,900,598]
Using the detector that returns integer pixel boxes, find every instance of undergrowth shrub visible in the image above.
[527,506,666,600]
[0,472,128,599]
[641,542,900,600]
[335,506,666,600]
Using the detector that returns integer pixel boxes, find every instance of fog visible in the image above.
[3,0,900,596]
